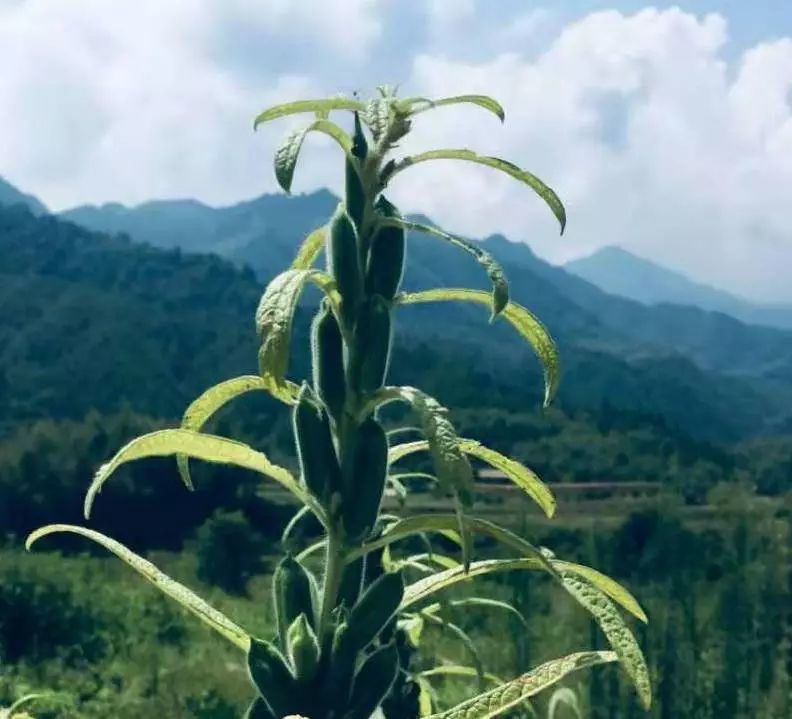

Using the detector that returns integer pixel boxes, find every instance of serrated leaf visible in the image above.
[26,525,251,651]
[253,97,365,129]
[426,651,617,719]
[405,94,505,122]
[398,289,559,406]
[274,120,351,193]
[388,437,555,518]
[290,226,327,270]
[386,218,509,317]
[391,149,565,233]
[84,429,321,522]
[555,567,652,709]
[176,375,298,490]
[256,269,342,401]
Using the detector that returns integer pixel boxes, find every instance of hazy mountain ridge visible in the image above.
[566,245,792,330]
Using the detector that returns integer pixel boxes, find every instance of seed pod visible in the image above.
[347,642,400,719]
[293,382,342,502]
[337,555,366,608]
[319,620,358,708]
[247,638,297,718]
[342,418,388,541]
[365,197,405,301]
[345,113,368,231]
[286,613,320,683]
[310,301,346,419]
[348,294,392,394]
[328,203,361,324]
[348,570,405,651]
[272,554,316,647]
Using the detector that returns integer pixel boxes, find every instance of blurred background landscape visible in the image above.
[2,1,792,717]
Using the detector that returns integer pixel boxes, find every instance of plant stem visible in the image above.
[319,529,346,636]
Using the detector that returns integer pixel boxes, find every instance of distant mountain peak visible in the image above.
[0,176,48,215]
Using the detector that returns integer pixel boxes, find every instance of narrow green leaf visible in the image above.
[426,651,617,719]
[387,218,509,317]
[417,676,436,717]
[391,149,565,233]
[555,567,652,709]
[176,375,297,491]
[422,614,485,684]
[405,95,505,122]
[26,525,251,652]
[6,694,50,717]
[84,428,321,523]
[557,561,648,624]
[388,437,555,518]
[274,120,352,193]
[548,687,582,719]
[290,226,327,270]
[422,597,528,630]
[253,97,365,129]
[256,269,343,401]
[398,289,559,406]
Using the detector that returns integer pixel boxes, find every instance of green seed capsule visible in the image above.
[342,418,388,541]
[345,113,368,231]
[348,570,405,651]
[247,638,297,718]
[348,294,392,394]
[328,203,362,325]
[319,620,358,708]
[347,642,400,719]
[293,383,342,502]
[272,554,316,648]
[310,301,346,419]
[337,555,366,608]
[365,197,405,301]
[286,613,320,683]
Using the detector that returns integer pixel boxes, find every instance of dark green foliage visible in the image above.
[272,555,316,646]
[311,300,346,419]
[319,620,357,707]
[246,638,297,717]
[348,571,404,651]
[347,642,400,719]
[327,204,362,325]
[337,556,366,608]
[349,294,392,393]
[293,384,342,503]
[194,510,265,595]
[342,418,389,541]
[365,197,405,301]
[244,698,276,719]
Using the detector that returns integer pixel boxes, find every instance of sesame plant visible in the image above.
[28,87,651,718]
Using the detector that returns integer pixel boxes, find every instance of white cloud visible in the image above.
[1,3,791,302]
[388,8,792,303]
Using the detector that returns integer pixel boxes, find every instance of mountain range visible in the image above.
[2,176,792,445]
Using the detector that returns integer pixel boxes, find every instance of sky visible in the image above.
[1,1,791,303]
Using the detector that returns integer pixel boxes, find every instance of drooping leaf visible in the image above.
[290,226,327,270]
[422,597,528,630]
[253,97,365,129]
[548,687,583,719]
[398,289,559,406]
[274,120,351,193]
[401,556,647,624]
[416,676,436,717]
[84,429,322,523]
[176,375,297,490]
[390,149,565,233]
[26,525,251,652]
[426,651,617,719]
[256,269,342,401]
[388,437,555,518]
[405,95,505,122]
[555,567,652,709]
[385,218,509,317]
